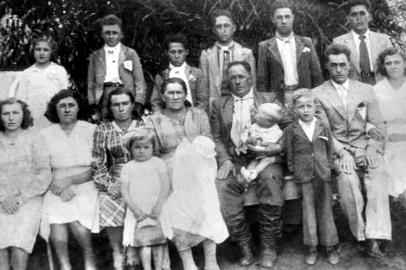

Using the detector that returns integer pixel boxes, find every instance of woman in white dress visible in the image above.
[9,35,69,129]
[0,99,51,270]
[41,89,99,270]
[373,47,406,197]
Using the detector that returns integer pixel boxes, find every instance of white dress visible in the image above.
[373,78,406,196]
[9,62,69,129]
[40,121,99,239]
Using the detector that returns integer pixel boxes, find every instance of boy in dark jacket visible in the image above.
[284,88,339,265]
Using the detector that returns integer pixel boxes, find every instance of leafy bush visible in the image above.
[0,0,403,101]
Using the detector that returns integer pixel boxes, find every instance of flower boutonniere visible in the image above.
[318,135,329,141]
[187,73,196,82]
[302,47,311,53]
[123,60,133,71]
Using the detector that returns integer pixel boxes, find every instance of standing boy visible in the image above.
[87,14,147,119]
[284,89,339,265]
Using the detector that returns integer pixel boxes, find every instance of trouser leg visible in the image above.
[301,182,318,247]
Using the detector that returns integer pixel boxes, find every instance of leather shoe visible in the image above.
[326,249,340,265]
[366,239,384,258]
[258,247,277,268]
[238,244,254,266]
[305,247,318,265]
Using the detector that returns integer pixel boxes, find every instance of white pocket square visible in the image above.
[302,47,311,53]
[123,60,133,71]
[319,136,329,141]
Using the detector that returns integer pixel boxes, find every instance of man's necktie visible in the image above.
[222,50,231,81]
[359,35,371,74]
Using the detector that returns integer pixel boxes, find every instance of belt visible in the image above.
[281,84,299,92]
[360,71,374,78]
[103,82,123,88]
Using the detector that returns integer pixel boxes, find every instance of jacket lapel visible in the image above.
[222,96,234,131]
[369,32,379,71]
[118,44,126,68]
[267,38,283,66]
[96,49,106,76]
[207,47,221,96]
[344,33,361,76]
[311,120,324,142]
[324,81,347,120]
[232,42,245,61]
[346,80,362,121]
[295,35,305,64]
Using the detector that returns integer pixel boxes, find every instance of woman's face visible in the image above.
[384,53,406,80]
[56,97,79,125]
[163,82,186,111]
[34,41,52,66]
[110,93,134,122]
[1,102,24,132]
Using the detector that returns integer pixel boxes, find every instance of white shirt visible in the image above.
[276,32,298,86]
[104,43,121,83]
[299,117,317,141]
[351,29,374,71]
[331,79,349,108]
[169,62,193,105]
[215,41,234,82]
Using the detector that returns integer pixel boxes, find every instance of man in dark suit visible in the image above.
[313,43,390,258]
[257,0,323,105]
[211,61,290,268]
[87,14,147,120]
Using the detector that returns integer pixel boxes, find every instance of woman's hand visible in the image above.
[216,160,236,180]
[50,178,71,195]
[59,187,76,202]
[107,182,122,199]
[0,195,20,214]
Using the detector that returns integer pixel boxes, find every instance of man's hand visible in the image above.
[59,187,76,202]
[0,195,20,214]
[133,102,144,120]
[365,146,381,169]
[107,182,122,199]
[338,149,357,174]
[216,160,236,180]
[50,176,71,195]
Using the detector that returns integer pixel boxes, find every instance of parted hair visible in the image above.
[105,87,135,121]
[100,14,122,29]
[324,43,352,62]
[0,98,33,131]
[45,89,87,123]
[345,0,371,13]
[226,60,252,74]
[31,35,58,56]
[270,0,294,16]
[291,88,316,106]
[127,127,157,155]
[377,47,406,77]
[210,9,235,26]
[165,33,188,49]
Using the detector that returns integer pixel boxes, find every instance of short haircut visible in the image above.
[31,35,58,56]
[0,98,33,131]
[160,77,188,95]
[270,0,294,16]
[127,127,156,154]
[258,103,284,121]
[226,61,252,75]
[324,43,351,62]
[45,89,87,123]
[100,14,122,29]
[291,88,316,106]
[210,9,235,26]
[377,47,406,77]
[165,33,188,50]
[346,0,371,13]
[105,87,135,121]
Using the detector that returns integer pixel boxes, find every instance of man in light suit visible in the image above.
[257,0,323,105]
[211,61,291,268]
[150,33,209,113]
[200,9,256,113]
[87,14,147,120]
[313,44,390,258]
[333,0,392,85]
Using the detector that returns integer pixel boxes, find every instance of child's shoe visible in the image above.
[240,167,251,182]
[326,247,340,265]
[248,170,258,181]
[305,246,318,265]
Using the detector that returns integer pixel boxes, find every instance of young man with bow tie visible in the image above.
[150,33,209,113]
[87,14,147,120]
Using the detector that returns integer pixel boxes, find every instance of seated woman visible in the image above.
[374,47,406,198]
[146,78,228,270]
[0,98,51,270]
[41,89,99,270]
[92,87,143,270]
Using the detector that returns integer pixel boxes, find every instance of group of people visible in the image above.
[1,0,406,269]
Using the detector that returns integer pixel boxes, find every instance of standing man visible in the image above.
[211,61,289,268]
[313,44,390,258]
[257,0,323,105]
[150,33,209,113]
[200,9,256,112]
[87,14,147,120]
[333,0,392,85]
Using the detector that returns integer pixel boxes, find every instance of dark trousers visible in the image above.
[300,178,339,247]
[216,163,284,247]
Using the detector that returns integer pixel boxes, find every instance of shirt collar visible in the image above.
[232,88,254,101]
[351,29,370,40]
[331,79,349,91]
[169,62,187,70]
[112,120,142,133]
[215,41,234,51]
[104,42,121,52]
[275,32,294,42]
[298,117,317,128]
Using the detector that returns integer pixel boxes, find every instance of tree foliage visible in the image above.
[0,0,403,98]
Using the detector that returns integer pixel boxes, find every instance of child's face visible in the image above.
[101,24,122,47]
[294,96,316,123]
[34,41,52,65]
[167,42,188,67]
[255,109,278,128]
[131,140,153,162]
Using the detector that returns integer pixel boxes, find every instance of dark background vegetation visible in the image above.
[0,0,404,103]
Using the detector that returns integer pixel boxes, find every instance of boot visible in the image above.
[238,242,255,266]
[258,204,282,268]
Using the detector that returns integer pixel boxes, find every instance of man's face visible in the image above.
[347,5,371,34]
[272,8,294,36]
[167,42,188,67]
[101,24,123,47]
[213,15,236,45]
[326,53,350,84]
[227,64,252,97]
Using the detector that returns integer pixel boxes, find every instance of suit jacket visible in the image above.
[284,119,334,183]
[257,35,323,102]
[149,64,209,113]
[210,91,291,166]
[199,41,256,107]
[87,44,147,105]
[333,31,392,81]
[312,79,386,154]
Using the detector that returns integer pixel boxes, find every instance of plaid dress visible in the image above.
[92,120,143,228]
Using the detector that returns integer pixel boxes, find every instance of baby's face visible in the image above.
[255,109,278,128]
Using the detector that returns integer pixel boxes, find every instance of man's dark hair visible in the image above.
[226,61,252,74]
[270,0,294,16]
[210,9,235,26]
[345,0,371,14]
[100,14,122,29]
[165,33,188,50]
[324,44,351,62]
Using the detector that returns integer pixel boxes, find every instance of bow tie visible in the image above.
[234,96,253,103]
[108,50,114,54]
